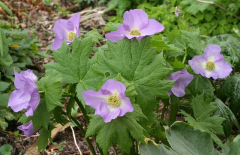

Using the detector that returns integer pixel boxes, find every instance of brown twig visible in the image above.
[196,0,240,19]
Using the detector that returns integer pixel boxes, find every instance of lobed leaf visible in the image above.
[86,104,146,155]
[91,37,173,116]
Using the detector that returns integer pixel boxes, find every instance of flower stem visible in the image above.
[74,96,90,124]
[161,98,169,120]
[38,91,45,94]
[113,144,119,155]
[62,94,74,97]
[182,52,188,64]
[168,95,180,124]
[71,116,96,155]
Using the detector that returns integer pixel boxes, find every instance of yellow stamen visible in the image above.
[107,95,120,107]
[205,61,215,70]
[129,29,141,35]
[68,31,76,41]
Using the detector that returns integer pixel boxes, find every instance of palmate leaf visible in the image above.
[181,29,206,56]
[187,74,214,99]
[37,71,62,111]
[91,37,174,116]
[181,94,225,148]
[45,30,104,105]
[86,104,146,155]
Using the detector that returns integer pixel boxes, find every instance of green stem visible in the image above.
[62,94,74,97]
[161,98,169,120]
[39,91,45,94]
[74,96,90,124]
[71,116,96,155]
[168,95,180,124]
[210,79,218,94]
[161,103,167,120]
[182,52,188,64]
[113,144,119,155]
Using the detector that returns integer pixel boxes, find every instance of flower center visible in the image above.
[107,95,120,107]
[129,29,141,35]
[68,31,76,41]
[205,61,215,70]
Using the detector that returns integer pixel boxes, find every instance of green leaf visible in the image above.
[0,28,13,66]
[187,75,214,99]
[91,37,174,116]
[0,108,16,121]
[151,35,170,53]
[0,144,13,155]
[181,29,206,56]
[181,94,225,147]
[37,128,51,152]
[172,58,185,71]
[0,2,13,16]
[18,114,32,125]
[86,104,146,155]
[32,100,51,130]
[227,135,240,155]
[105,22,121,32]
[163,28,186,53]
[83,29,103,44]
[180,0,215,15]
[165,121,221,155]
[0,81,10,92]
[139,139,177,155]
[37,72,63,111]
[0,117,8,130]
[53,107,69,125]
[0,93,9,107]
[218,74,240,115]
[212,98,239,136]
[45,32,103,106]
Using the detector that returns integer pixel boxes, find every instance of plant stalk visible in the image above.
[168,95,180,124]
[74,96,90,124]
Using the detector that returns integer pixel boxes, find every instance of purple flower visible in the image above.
[51,13,81,50]
[188,45,232,79]
[82,79,134,123]
[167,69,194,97]
[17,121,35,137]
[105,9,164,42]
[8,70,40,117]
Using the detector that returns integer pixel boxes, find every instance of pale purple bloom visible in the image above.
[14,69,38,89]
[82,79,134,123]
[51,13,81,50]
[167,69,194,97]
[188,44,232,79]
[8,70,40,117]
[18,121,35,137]
[105,9,164,42]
